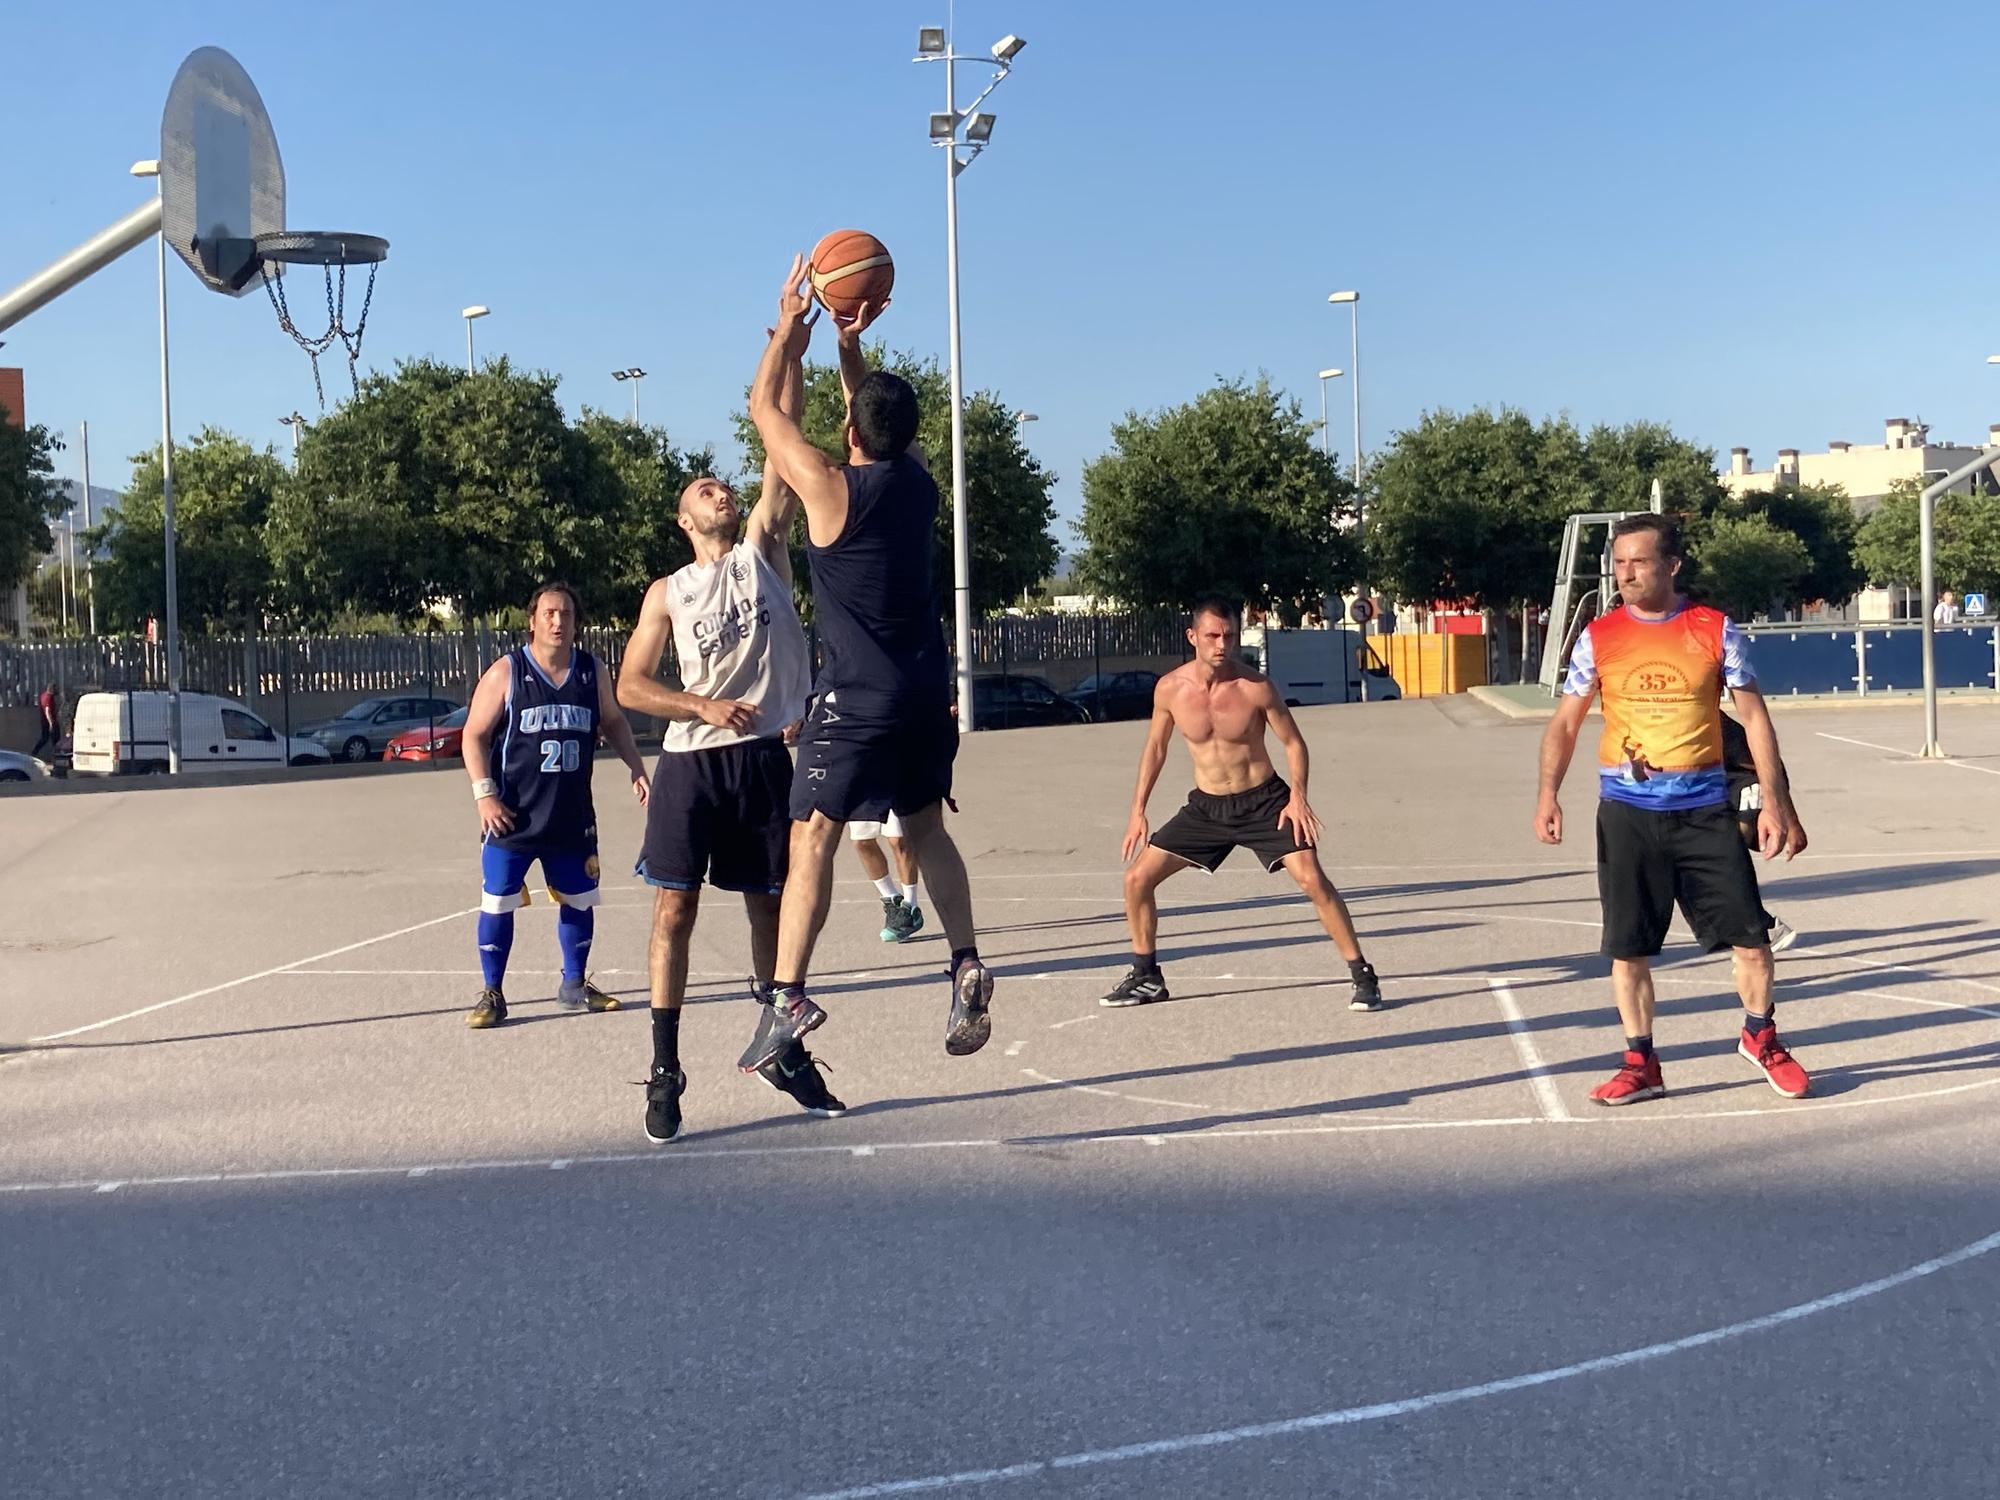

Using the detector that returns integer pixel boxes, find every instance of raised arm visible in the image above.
[751,254,847,544]
[743,339,807,584]
[461,655,517,840]
[614,578,756,735]
[1122,683,1179,863]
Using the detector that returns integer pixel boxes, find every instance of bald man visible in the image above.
[616,346,840,1140]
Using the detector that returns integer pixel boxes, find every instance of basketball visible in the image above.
[809,229,894,320]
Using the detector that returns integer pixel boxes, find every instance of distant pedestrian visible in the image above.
[31,682,59,757]
[1934,590,1961,626]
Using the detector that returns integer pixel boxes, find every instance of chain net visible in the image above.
[261,259,378,411]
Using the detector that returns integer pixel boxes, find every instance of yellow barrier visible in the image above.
[1380,634,1488,698]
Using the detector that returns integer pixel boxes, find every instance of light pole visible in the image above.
[1329,289,1366,629]
[1014,410,1038,424]
[612,366,647,424]
[462,305,490,373]
[1316,368,1344,457]
[279,411,306,457]
[78,417,95,634]
[131,157,181,773]
[917,23,1026,731]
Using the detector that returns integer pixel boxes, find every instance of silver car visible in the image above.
[304,695,463,762]
[0,748,50,784]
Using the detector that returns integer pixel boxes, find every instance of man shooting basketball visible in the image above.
[461,582,649,1029]
[739,253,993,1070]
[1106,597,1384,1012]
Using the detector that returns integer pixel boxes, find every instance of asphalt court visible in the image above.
[3,696,1998,1497]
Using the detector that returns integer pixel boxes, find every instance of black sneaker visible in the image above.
[1348,963,1385,1012]
[877,895,905,942]
[641,1063,686,1144]
[758,1043,848,1117]
[557,977,622,1013]
[945,958,994,1056]
[738,989,827,1072]
[1100,968,1169,1007]
[466,987,508,1029]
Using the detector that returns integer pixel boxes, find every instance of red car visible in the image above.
[383,706,470,762]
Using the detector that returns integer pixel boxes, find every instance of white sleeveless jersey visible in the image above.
[661,542,811,753]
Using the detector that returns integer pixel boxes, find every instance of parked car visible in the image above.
[384,705,472,762]
[70,691,332,775]
[303,695,463,762]
[1063,670,1160,723]
[0,748,50,784]
[970,674,1091,730]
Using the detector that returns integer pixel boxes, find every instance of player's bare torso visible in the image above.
[1158,662,1278,796]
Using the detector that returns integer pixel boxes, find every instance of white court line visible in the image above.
[1817,731,2000,776]
[1021,1067,1212,1113]
[27,906,480,1043]
[1486,979,1572,1122]
[798,1224,2000,1500]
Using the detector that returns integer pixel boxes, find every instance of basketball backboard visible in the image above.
[159,47,285,296]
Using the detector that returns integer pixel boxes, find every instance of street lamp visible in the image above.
[131,155,182,773]
[1014,411,1039,424]
[1987,355,2000,364]
[611,366,647,424]
[462,305,490,373]
[1316,368,1344,457]
[915,20,1026,731]
[1327,291,1362,489]
[279,411,306,456]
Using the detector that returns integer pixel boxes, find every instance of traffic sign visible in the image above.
[1348,598,1375,626]
[1964,592,1987,618]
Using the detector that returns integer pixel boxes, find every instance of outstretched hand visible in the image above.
[835,297,890,346]
[774,253,819,353]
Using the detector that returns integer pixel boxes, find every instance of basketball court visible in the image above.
[4,696,1997,1497]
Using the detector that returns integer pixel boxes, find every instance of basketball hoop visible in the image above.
[255,231,389,411]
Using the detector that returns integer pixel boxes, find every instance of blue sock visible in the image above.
[557,904,594,984]
[476,911,515,990]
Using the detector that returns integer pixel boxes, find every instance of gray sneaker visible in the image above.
[557,977,621,1013]
[945,958,994,1056]
[883,899,925,944]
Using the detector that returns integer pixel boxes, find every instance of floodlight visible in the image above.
[917,27,946,54]
[462,305,490,320]
[965,113,996,143]
[1328,290,1359,304]
[929,112,958,140]
[130,159,161,178]
[1015,411,1039,422]
[1318,368,1343,380]
[1988,354,2000,365]
[992,34,1026,62]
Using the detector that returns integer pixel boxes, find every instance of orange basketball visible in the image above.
[809,229,894,320]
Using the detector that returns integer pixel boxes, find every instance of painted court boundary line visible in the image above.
[1817,730,2000,776]
[798,1225,2000,1500]
[1486,979,1572,1121]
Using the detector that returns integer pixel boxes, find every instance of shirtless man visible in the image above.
[1104,596,1384,1011]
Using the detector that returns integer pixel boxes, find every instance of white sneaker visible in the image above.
[1768,918,1799,954]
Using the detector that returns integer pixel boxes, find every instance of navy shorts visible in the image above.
[638,736,792,895]
[790,690,957,824]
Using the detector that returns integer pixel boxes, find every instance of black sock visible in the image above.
[651,1007,681,1073]
[1744,1009,1775,1037]
[1132,951,1158,975]
[951,947,980,975]
[1626,1034,1654,1059]
[1348,956,1373,979]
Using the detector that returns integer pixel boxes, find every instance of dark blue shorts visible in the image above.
[638,736,792,894]
[789,690,956,824]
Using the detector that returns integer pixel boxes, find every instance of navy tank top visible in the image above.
[494,646,600,852]
[806,454,950,712]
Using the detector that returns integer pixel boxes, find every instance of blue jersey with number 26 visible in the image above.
[493,646,600,853]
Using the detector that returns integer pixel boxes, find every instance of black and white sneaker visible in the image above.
[738,989,827,1072]
[758,1043,848,1117]
[945,958,994,1055]
[641,1064,686,1144]
[1348,963,1385,1012]
[1100,968,1169,1007]
[466,987,508,1029]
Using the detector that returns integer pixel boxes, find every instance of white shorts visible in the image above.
[848,811,905,841]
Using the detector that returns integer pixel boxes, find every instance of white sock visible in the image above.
[900,880,920,909]
[874,874,900,900]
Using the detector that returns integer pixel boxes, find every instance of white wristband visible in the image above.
[471,778,499,800]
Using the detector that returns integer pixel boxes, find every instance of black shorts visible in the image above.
[789,690,957,824]
[1150,776,1311,874]
[638,736,792,895]
[1596,799,1768,960]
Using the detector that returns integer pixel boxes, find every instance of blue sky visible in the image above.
[4,0,1997,544]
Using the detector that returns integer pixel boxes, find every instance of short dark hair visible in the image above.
[1610,513,1684,561]
[849,371,920,460]
[1188,595,1240,628]
[528,580,581,620]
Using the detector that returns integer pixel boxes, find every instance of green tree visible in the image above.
[1579,420,1727,516]
[0,406,67,595]
[568,410,717,611]
[1719,483,1864,608]
[88,428,287,632]
[1365,406,1585,610]
[1855,477,2000,597]
[1074,377,1355,614]
[1690,513,1810,621]
[266,358,606,624]
[735,347,1059,614]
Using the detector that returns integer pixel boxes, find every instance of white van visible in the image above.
[70,691,332,776]
[1259,628,1402,706]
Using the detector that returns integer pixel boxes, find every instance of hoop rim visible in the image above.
[255,231,390,267]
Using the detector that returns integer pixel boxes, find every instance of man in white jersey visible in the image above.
[615,338,837,1143]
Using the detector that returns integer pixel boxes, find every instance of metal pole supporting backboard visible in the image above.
[1918,446,2000,757]
[155,185,183,774]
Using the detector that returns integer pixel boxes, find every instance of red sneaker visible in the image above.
[1589,1049,1666,1106]
[1739,1025,1810,1098]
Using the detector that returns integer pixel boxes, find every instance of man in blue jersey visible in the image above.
[739,254,994,1068]
[460,582,651,1029]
